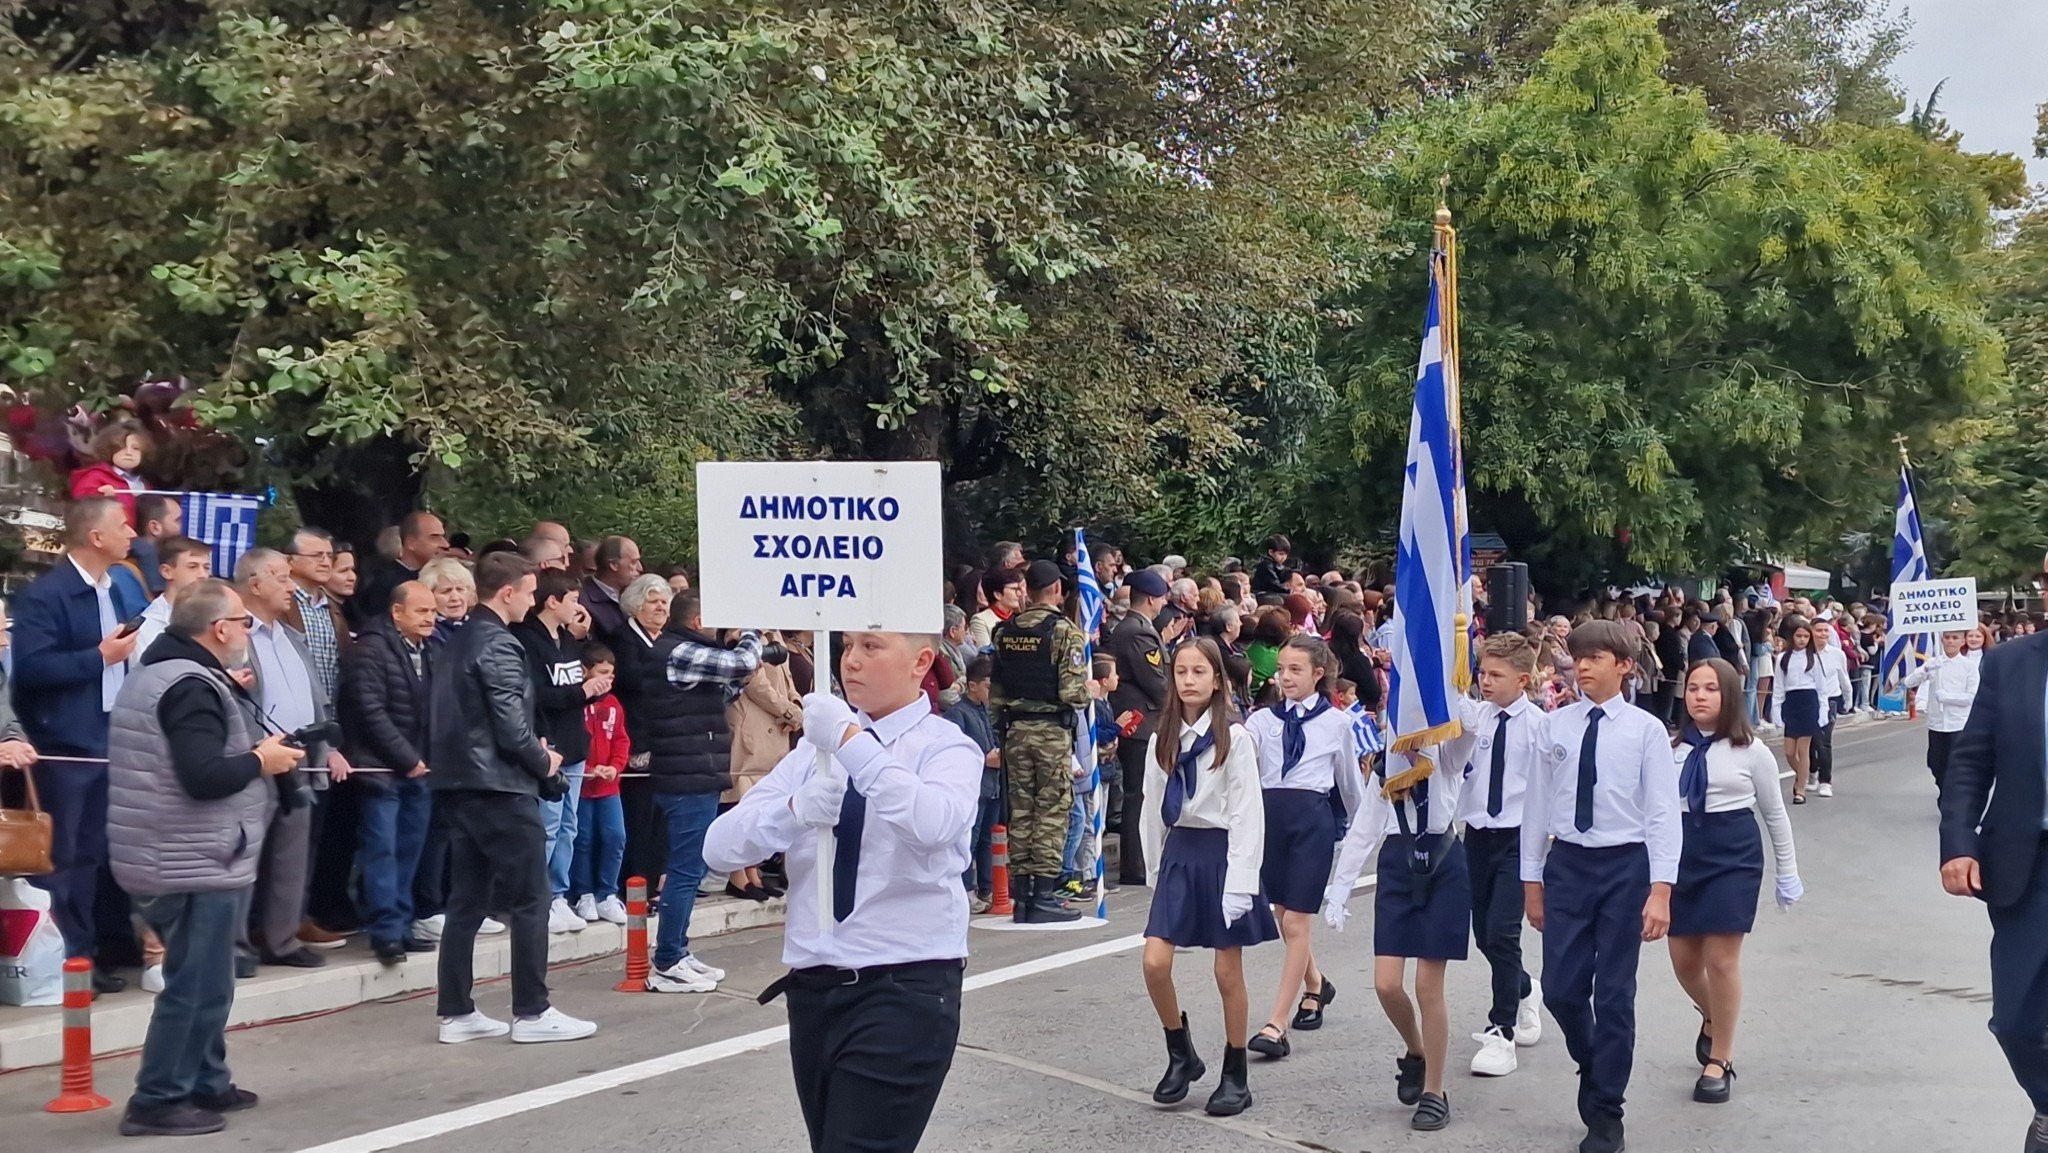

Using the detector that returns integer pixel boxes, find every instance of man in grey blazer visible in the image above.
[236,548,347,968]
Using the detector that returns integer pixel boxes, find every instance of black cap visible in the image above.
[1125,569,1169,598]
[1025,559,1065,593]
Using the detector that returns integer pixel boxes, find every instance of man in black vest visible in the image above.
[1110,569,1170,885]
[990,560,1088,923]
[1942,611,2048,1153]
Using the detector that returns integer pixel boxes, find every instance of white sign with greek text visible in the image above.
[1888,576,1978,634]
[695,460,944,633]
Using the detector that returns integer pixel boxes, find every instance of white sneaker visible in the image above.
[141,964,164,994]
[510,1007,597,1044]
[645,960,717,994]
[1516,980,1543,1047]
[594,896,629,925]
[439,1010,511,1044]
[1470,1026,1518,1076]
[548,899,587,934]
[681,953,725,982]
[412,914,445,942]
[478,917,507,936]
[573,895,599,922]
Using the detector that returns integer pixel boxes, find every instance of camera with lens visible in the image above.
[759,641,789,666]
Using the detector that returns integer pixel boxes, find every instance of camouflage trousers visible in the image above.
[1002,719,1073,878]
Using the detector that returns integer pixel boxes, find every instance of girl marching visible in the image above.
[1670,658,1802,1104]
[1139,637,1278,1117]
[1246,636,1365,1059]
[1770,616,1824,803]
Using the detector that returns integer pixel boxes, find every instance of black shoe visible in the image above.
[1204,1046,1252,1116]
[373,940,406,966]
[92,968,127,996]
[401,935,437,953]
[741,883,774,903]
[2027,1112,2048,1153]
[1693,1059,1734,1104]
[1152,1013,1207,1104]
[759,877,787,898]
[1395,1053,1426,1105]
[234,954,259,979]
[1012,876,1036,924]
[1247,1025,1289,1059]
[119,1102,227,1137]
[1411,1091,1450,1131]
[1028,875,1081,924]
[1292,977,1335,1031]
[1578,1116,1626,1153]
[191,1087,259,1113]
[261,947,327,969]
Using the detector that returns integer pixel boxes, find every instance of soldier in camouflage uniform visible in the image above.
[991,560,1091,923]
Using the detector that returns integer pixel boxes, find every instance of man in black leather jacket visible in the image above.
[427,552,595,1045]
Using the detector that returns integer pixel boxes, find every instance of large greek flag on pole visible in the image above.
[1879,463,1932,685]
[1073,529,1109,917]
[1386,249,1472,762]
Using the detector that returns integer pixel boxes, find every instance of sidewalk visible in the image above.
[0,893,786,1072]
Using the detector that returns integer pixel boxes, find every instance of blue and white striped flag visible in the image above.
[1347,701,1384,761]
[1880,463,1932,686]
[1073,529,1109,918]
[1386,248,1472,766]
[178,492,263,579]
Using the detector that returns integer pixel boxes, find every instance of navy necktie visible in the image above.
[1276,698,1332,775]
[832,730,876,923]
[1677,723,1713,826]
[1161,728,1215,827]
[1488,710,1510,818]
[1575,706,1604,833]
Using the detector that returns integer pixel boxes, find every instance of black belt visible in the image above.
[758,959,964,1004]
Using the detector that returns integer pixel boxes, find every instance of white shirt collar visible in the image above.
[1177,712,1215,746]
[858,697,930,747]
[68,555,110,592]
[1288,694,1324,716]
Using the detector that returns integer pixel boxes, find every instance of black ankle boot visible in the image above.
[1578,1115,1625,1153]
[1204,1045,1252,1116]
[1029,874,1081,923]
[1012,876,1035,924]
[1152,1013,1207,1104]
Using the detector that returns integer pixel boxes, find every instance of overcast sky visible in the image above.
[1887,0,2046,184]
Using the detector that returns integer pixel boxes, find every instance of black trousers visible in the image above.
[1927,728,1958,797]
[619,774,668,897]
[1541,841,1649,1124]
[1466,826,1532,1035]
[435,790,551,1019]
[307,778,363,930]
[1812,709,1836,784]
[1989,840,2048,1113]
[785,961,963,1153]
[1117,736,1151,883]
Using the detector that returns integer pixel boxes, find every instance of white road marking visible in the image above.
[295,877,1380,1153]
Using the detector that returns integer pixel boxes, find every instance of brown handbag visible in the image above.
[0,764,56,876]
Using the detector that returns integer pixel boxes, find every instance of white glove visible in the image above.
[1221,892,1253,927]
[790,759,848,829]
[1320,884,1349,931]
[802,692,858,753]
[1775,874,1805,909]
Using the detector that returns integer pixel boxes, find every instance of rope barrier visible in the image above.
[28,755,653,777]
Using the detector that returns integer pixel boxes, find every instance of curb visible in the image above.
[0,894,787,1073]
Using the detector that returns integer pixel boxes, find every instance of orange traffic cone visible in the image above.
[45,958,110,1113]
[987,826,1014,916]
[613,877,650,992]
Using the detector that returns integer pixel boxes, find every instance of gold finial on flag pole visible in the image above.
[1893,432,1912,468]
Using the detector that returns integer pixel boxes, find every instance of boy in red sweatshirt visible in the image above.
[573,644,631,924]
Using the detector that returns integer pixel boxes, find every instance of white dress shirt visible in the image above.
[1815,643,1850,723]
[1246,694,1366,819]
[1904,652,1981,733]
[1455,694,1547,830]
[71,556,122,712]
[1520,695,1683,884]
[1674,739,1798,880]
[249,617,316,737]
[1139,715,1265,895]
[128,596,173,672]
[702,696,981,969]
[1328,747,1466,893]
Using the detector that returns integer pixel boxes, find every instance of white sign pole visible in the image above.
[814,629,835,935]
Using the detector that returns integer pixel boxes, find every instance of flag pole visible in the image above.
[1434,199,1473,693]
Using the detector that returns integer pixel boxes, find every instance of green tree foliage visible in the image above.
[1309,7,2016,585]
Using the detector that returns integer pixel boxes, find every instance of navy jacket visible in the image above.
[12,556,148,756]
[1943,634,2048,909]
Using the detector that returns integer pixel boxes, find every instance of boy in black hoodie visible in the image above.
[515,570,612,933]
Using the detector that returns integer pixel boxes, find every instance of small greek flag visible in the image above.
[1879,463,1932,686]
[1347,702,1384,761]
[179,492,264,579]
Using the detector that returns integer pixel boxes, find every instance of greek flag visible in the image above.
[178,492,264,579]
[1386,252,1472,761]
[1073,529,1109,918]
[1879,463,1932,686]
[1347,702,1384,761]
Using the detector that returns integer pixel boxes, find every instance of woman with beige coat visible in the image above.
[721,629,802,900]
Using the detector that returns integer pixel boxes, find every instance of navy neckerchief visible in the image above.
[1161,727,1215,827]
[1677,723,1714,826]
[1273,697,1333,776]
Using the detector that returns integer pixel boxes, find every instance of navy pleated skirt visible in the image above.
[1782,688,1821,739]
[1374,835,1472,960]
[1670,809,1765,937]
[1144,826,1280,949]
[1261,787,1337,912]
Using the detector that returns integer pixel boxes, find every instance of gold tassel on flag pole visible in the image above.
[1436,199,1473,693]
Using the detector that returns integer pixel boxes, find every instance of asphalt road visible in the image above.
[2,717,2027,1152]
